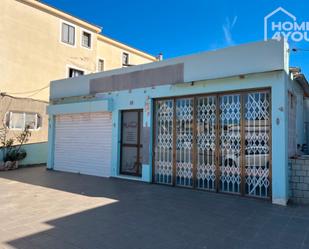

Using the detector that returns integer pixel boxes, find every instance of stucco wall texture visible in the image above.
[0,0,156,101]
[0,95,48,144]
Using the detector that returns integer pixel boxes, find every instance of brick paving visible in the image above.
[1,166,309,249]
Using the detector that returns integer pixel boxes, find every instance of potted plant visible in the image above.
[0,125,31,171]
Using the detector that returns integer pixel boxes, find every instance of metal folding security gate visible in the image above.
[153,89,271,198]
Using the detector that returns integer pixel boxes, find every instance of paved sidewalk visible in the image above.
[0,166,309,249]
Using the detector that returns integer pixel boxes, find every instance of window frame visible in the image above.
[97,58,105,72]
[67,65,86,78]
[81,29,92,49]
[60,21,76,47]
[6,111,41,131]
[122,52,130,66]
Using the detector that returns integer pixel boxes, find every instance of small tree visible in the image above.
[0,125,31,162]
[15,124,32,154]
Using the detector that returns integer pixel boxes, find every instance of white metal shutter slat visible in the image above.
[54,112,112,177]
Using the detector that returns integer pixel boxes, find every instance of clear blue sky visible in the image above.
[43,0,309,76]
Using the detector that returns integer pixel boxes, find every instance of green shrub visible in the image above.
[4,149,27,162]
[1,125,31,162]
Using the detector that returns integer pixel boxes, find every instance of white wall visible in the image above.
[50,40,288,99]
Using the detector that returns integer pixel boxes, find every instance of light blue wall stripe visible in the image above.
[47,99,112,115]
[47,115,55,169]
[0,142,48,166]
[270,72,289,205]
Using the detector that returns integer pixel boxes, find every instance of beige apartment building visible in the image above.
[0,0,156,159]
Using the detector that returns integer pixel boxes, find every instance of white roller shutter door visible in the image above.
[54,112,112,177]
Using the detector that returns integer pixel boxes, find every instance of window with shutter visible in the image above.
[61,23,75,45]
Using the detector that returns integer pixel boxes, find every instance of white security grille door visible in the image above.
[54,112,112,177]
[176,98,194,187]
[154,90,271,199]
[219,94,241,194]
[196,96,217,191]
[154,100,174,184]
[244,92,270,198]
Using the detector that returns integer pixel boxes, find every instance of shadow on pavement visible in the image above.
[1,166,309,249]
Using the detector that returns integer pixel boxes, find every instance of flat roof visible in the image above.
[50,40,291,100]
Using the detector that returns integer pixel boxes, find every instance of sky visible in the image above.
[43,0,309,76]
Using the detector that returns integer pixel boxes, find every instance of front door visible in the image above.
[120,110,143,176]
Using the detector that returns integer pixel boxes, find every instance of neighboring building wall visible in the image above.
[289,158,309,204]
[0,95,48,144]
[0,0,156,101]
[0,95,48,165]
[1,0,98,101]
[97,36,154,70]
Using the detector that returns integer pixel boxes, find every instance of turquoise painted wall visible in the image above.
[47,116,55,169]
[48,70,293,205]
[108,71,289,205]
[1,142,48,166]
[287,75,305,146]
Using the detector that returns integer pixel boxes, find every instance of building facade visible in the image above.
[47,40,309,205]
[0,0,156,163]
[1,0,156,101]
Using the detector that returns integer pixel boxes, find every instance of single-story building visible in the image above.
[47,40,309,205]
[0,95,48,165]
